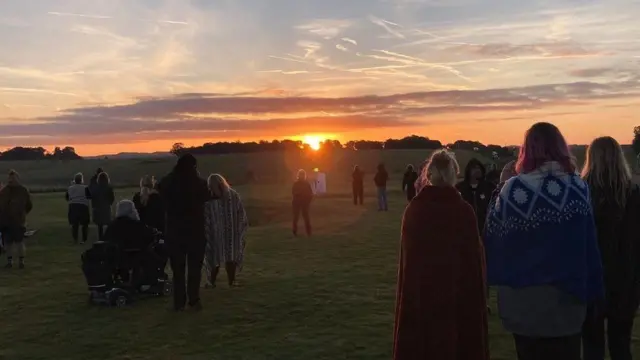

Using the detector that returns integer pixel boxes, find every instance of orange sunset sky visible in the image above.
[1,0,639,156]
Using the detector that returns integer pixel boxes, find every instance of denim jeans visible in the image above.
[377,187,388,211]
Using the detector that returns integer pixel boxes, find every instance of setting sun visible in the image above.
[302,135,324,151]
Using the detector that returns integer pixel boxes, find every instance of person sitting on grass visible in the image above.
[0,170,33,269]
[66,172,91,244]
[133,176,165,233]
[292,169,313,237]
[203,174,248,288]
[394,149,489,360]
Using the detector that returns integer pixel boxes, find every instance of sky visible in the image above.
[1,0,639,155]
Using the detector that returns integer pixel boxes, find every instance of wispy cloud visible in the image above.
[368,15,405,39]
[0,87,79,97]
[295,19,353,39]
[336,44,348,52]
[341,37,358,46]
[47,11,112,19]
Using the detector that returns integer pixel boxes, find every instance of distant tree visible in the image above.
[171,143,185,156]
[633,126,640,155]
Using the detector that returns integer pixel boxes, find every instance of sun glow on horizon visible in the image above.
[302,135,324,151]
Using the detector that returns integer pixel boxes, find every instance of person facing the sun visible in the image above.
[292,169,314,237]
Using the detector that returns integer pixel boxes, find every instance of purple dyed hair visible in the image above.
[516,122,575,174]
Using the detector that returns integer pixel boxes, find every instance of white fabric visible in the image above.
[67,184,90,206]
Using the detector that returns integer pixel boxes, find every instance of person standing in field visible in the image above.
[158,154,210,311]
[401,164,418,202]
[352,165,364,206]
[374,163,389,211]
[0,170,33,269]
[133,176,165,233]
[394,150,489,360]
[203,174,248,288]
[90,172,115,242]
[292,169,313,237]
[456,158,495,234]
[484,122,604,360]
[581,136,640,360]
[66,172,91,244]
[89,168,103,188]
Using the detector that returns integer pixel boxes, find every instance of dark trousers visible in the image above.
[169,236,206,309]
[582,305,634,360]
[71,223,88,243]
[513,333,581,360]
[352,185,363,205]
[96,225,105,241]
[292,201,311,236]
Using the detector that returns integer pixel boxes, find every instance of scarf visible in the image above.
[484,162,604,303]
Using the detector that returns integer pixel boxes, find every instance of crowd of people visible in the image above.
[394,122,640,360]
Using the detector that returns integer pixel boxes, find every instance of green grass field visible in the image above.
[0,149,639,359]
[0,181,639,360]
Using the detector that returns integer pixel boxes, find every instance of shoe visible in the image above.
[188,301,203,312]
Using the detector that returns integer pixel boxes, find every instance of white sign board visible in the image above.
[315,172,327,194]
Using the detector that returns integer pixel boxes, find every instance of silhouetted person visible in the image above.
[90,172,115,241]
[402,164,419,202]
[292,169,313,237]
[0,170,32,269]
[352,165,364,205]
[158,154,210,311]
[456,158,495,233]
[374,163,389,211]
[66,172,91,244]
[133,176,165,233]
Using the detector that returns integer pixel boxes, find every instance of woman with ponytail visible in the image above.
[133,175,165,233]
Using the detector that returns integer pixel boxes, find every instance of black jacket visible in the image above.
[292,179,313,205]
[352,169,364,188]
[455,158,495,233]
[133,191,165,234]
[158,169,209,240]
[402,170,419,200]
[591,183,640,320]
[103,216,155,251]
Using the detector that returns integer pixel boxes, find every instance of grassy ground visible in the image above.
[0,183,638,359]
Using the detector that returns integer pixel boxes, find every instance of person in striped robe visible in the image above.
[203,174,248,288]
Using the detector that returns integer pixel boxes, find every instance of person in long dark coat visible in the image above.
[352,165,364,206]
[394,150,489,360]
[456,158,495,233]
[89,172,115,241]
[158,154,210,311]
[581,137,640,360]
[401,164,418,202]
[374,163,389,211]
[292,169,313,237]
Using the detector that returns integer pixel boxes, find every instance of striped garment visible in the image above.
[203,189,248,284]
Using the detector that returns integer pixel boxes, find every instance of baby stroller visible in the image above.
[81,229,172,307]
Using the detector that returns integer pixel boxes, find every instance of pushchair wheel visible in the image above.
[114,295,128,307]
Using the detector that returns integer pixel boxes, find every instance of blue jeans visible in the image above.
[377,187,388,211]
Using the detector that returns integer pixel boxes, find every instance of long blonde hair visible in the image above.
[417,149,460,189]
[581,136,632,209]
[139,175,156,206]
[207,173,231,198]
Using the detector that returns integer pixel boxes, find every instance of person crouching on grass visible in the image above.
[0,170,33,269]
[292,169,313,237]
[394,150,489,360]
[66,172,91,244]
[203,174,248,288]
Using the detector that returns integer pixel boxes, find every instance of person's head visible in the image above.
[419,149,460,187]
[516,122,575,174]
[582,136,632,207]
[74,172,84,185]
[353,165,360,172]
[96,167,104,175]
[465,158,485,183]
[7,170,19,186]
[297,169,307,181]
[97,172,110,186]
[207,174,231,198]
[115,200,140,221]
[377,163,386,172]
[500,160,517,183]
[175,153,197,174]
[406,164,414,172]
[140,175,155,189]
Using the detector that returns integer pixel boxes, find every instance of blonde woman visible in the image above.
[581,136,640,360]
[394,150,489,360]
[203,174,248,287]
[66,172,91,244]
[133,176,165,233]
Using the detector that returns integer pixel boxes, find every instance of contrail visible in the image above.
[48,11,112,19]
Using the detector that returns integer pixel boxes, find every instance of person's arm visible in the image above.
[108,187,115,205]
[65,190,69,202]
[84,187,91,199]
[25,189,33,214]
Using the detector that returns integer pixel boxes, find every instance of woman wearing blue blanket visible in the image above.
[484,122,604,360]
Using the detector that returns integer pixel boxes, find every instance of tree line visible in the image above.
[0,146,82,161]
[170,135,516,158]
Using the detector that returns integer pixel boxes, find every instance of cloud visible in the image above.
[341,37,358,46]
[446,41,604,59]
[295,19,353,39]
[47,11,112,19]
[336,44,348,52]
[568,68,613,78]
[368,15,405,39]
[0,87,79,97]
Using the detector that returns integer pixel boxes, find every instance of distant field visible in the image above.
[0,150,495,192]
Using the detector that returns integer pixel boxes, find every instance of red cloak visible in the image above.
[393,186,489,360]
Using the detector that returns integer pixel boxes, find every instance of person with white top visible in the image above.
[66,173,91,244]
